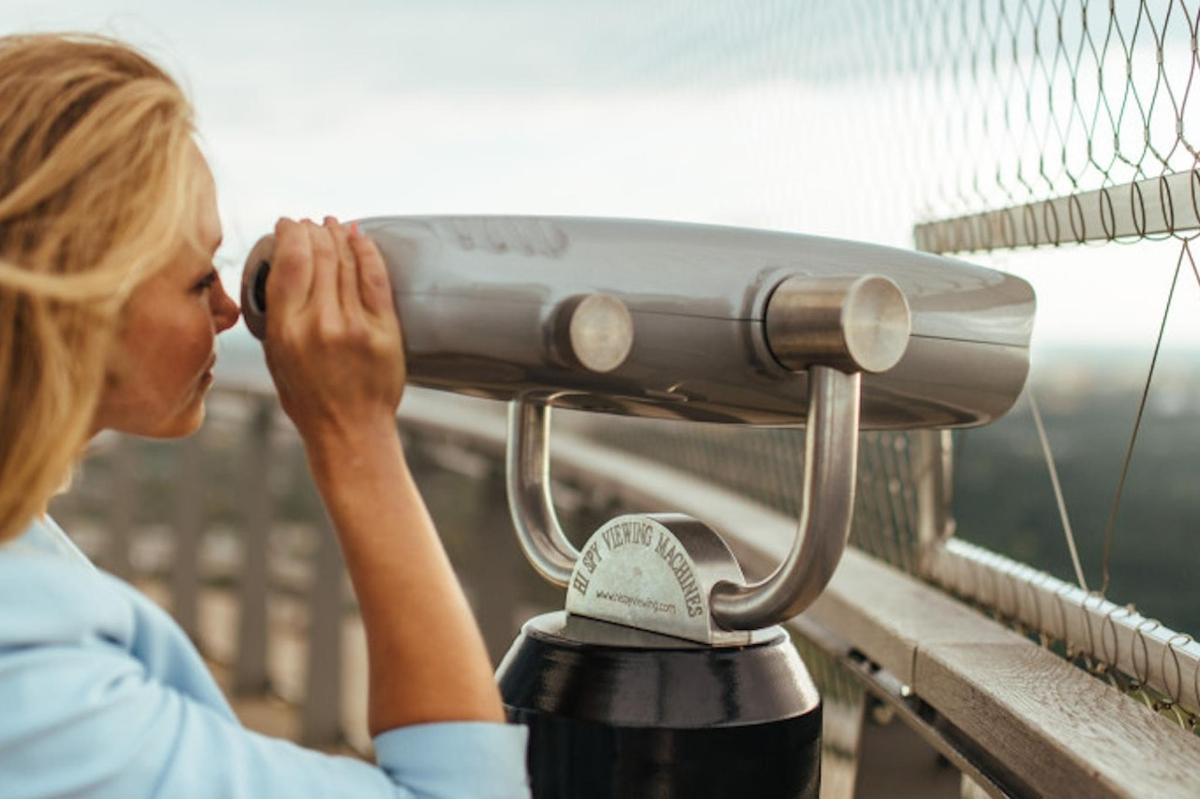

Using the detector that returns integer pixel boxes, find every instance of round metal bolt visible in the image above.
[557,293,635,373]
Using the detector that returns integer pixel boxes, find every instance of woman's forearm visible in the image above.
[304,420,505,736]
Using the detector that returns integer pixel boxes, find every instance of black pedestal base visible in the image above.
[497,612,822,799]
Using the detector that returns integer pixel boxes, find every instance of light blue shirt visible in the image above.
[0,517,530,798]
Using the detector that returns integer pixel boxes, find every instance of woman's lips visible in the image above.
[200,355,217,383]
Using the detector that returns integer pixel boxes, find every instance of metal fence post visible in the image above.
[915,429,955,574]
[471,464,526,664]
[301,516,345,746]
[234,398,275,694]
[106,440,135,581]
[172,433,204,641]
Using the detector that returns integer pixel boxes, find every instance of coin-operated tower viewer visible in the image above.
[242,215,1035,798]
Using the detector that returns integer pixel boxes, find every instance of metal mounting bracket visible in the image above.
[504,273,907,641]
[506,365,862,642]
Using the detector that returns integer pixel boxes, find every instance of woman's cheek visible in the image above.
[146,306,210,404]
[179,312,215,383]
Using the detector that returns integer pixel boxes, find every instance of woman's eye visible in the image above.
[193,271,218,293]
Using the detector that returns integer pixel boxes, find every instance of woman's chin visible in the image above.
[92,381,213,440]
[134,398,208,439]
[163,401,208,438]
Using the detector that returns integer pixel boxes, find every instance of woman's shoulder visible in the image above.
[0,519,132,649]
[0,517,196,667]
[0,515,234,717]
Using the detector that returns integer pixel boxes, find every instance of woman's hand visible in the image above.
[261,217,504,729]
[262,216,405,450]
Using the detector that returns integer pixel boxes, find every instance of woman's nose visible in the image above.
[211,278,241,333]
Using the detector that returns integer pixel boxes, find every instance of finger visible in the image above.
[324,216,362,317]
[349,224,394,319]
[267,218,312,326]
[304,219,339,317]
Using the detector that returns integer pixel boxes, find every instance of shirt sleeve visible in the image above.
[0,638,530,799]
[374,722,532,797]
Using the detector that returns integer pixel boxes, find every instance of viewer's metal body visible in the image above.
[242,215,1035,797]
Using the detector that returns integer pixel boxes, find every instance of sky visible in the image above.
[4,0,1199,354]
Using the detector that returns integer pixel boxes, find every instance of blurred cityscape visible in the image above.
[956,346,1200,636]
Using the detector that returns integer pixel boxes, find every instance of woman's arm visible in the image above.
[0,548,528,798]
[262,217,504,734]
[306,425,505,732]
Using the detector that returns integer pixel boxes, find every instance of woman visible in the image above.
[0,33,529,797]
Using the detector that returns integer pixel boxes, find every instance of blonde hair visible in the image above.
[0,34,200,541]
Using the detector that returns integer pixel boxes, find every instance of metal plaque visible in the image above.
[565,513,752,646]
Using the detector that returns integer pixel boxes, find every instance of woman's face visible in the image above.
[90,154,240,438]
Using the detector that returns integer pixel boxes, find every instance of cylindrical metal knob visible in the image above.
[764,274,911,374]
[552,293,634,373]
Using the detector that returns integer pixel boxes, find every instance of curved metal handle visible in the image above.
[506,397,579,587]
[710,365,861,630]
